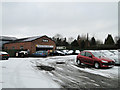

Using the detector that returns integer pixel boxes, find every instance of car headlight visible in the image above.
[101,60,108,63]
[112,59,116,62]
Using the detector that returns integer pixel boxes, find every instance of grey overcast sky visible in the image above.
[2,2,118,42]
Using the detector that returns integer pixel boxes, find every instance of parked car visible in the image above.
[75,50,80,54]
[50,50,65,56]
[67,50,74,55]
[61,50,69,55]
[109,50,120,65]
[17,51,29,57]
[56,50,65,56]
[71,50,81,55]
[32,51,48,57]
[109,50,118,55]
[76,51,115,68]
[99,50,114,57]
[100,50,120,65]
[0,51,9,60]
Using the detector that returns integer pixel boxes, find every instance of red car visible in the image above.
[76,51,115,68]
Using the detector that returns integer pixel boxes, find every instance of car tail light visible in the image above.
[7,54,9,56]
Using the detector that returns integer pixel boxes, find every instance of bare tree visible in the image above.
[114,36,119,44]
[53,34,63,39]
[80,34,87,40]
[68,37,74,44]
[96,39,103,44]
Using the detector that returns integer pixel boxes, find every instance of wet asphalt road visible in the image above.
[36,56,119,89]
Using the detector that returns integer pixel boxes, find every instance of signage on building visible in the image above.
[36,45,54,48]
[42,39,49,42]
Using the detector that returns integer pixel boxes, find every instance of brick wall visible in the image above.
[31,36,56,54]
[4,36,56,54]
[4,42,32,53]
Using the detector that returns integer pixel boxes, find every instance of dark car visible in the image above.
[0,51,9,60]
[76,51,115,68]
[32,51,48,57]
[49,50,65,56]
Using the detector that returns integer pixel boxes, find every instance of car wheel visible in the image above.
[76,59,81,65]
[21,54,24,57]
[94,62,100,69]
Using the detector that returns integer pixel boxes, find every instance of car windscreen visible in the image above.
[91,52,103,58]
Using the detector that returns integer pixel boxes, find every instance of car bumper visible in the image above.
[101,62,115,68]
[101,65,114,68]
[2,56,9,60]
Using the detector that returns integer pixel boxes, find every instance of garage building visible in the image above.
[4,35,56,54]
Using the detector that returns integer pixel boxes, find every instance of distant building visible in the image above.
[4,35,56,54]
[0,36,17,50]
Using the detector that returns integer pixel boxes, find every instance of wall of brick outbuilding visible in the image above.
[31,36,56,54]
[4,42,32,53]
[4,36,56,54]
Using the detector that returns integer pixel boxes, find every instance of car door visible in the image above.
[78,52,86,63]
[84,52,93,65]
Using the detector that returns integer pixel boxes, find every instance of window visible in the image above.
[91,52,102,58]
[20,46,23,49]
[85,52,92,58]
[80,52,85,56]
[42,39,49,42]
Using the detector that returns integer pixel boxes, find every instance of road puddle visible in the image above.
[56,62,65,64]
[37,65,55,71]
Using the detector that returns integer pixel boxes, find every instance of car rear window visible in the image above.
[80,52,85,56]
